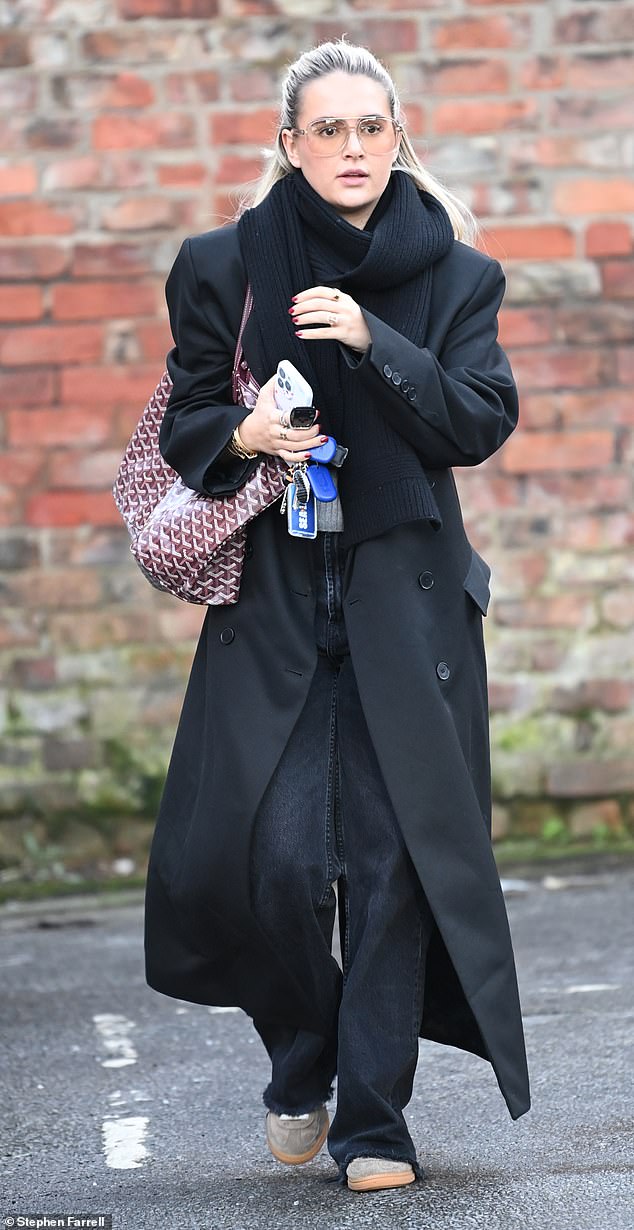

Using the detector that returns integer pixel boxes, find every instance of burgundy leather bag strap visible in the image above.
[231,283,258,406]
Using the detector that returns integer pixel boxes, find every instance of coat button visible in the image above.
[401,380,410,393]
[383,363,392,379]
[391,371,402,386]
[407,387,417,401]
[436,661,450,681]
[418,571,434,590]
[220,627,235,645]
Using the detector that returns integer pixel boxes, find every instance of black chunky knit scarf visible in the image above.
[237,169,454,548]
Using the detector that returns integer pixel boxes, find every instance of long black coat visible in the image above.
[144,222,531,1122]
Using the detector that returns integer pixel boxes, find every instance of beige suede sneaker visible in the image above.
[346,1157,416,1191]
[265,1106,330,1165]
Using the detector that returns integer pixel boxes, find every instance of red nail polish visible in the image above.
[295,330,303,337]
[291,295,298,303]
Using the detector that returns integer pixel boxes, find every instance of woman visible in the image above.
[144,39,531,1193]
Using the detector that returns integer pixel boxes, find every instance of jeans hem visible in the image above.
[263,1082,335,1116]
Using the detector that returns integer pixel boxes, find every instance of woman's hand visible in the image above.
[238,374,326,466]
[290,286,371,353]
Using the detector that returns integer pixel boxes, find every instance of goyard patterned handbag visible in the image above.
[112,286,287,605]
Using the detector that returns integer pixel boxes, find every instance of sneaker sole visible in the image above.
[266,1116,329,1165]
[348,1169,416,1192]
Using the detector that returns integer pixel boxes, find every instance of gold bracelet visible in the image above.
[228,423,258,460]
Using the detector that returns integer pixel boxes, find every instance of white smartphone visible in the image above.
[274,360,313,417]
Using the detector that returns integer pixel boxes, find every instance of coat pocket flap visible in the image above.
[463,548,492,616]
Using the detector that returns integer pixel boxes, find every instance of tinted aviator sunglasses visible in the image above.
[290,115,404,157]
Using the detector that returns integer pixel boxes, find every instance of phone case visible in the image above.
[275,360,314,417]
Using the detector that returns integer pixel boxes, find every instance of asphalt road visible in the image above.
[1,866,632,1230]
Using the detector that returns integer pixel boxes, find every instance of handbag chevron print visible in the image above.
[113,287,287,605]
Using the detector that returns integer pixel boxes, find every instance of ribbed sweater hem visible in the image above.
[339,476,442,550]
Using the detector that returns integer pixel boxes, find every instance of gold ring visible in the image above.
[280,427,288,441]
[333,290,340,300]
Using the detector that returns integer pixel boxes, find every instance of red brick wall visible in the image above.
[1,1,633,860]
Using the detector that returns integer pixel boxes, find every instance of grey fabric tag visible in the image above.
[315,468,344,532]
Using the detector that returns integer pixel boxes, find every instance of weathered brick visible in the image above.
[500,430,614,473]
[71,243,154,278]
[0,201,78,237]
[423,58,510,95]
[555,8,634,45]
[550,94,633,132]
[433,99,537,135]
[498,307,553,347]
[1,324,104,366]
[601,261,634,299]
[81,28,191,65]
[617,346,634,385]
[0,244,69,281]
[166,71,220,104]
[118,0,219,15]
[556,390,634,428]
[24,117,83,151]
[215,154,263,186]
[7,406,113,448]
[102,196,176,230]
[93,113,195,150]
[549,680,633,715]
[0,369,56,407]
[567,52,633,91]
[210,108,278,145]
[25,491,122,528]
[486,225,575,259]
[0,34,30,68]
[42,157,106,192]
[520,56,565,91]
[0,163,38,197]
[157,162,207,188]
[53,72,155,110]
[569,801,624,839]
[554,304,634,346]
[522,473,631,512]
[52,280,157,321]
[43,737,102,772]
[0,285,43,322]
[547,760,634,797]
[510,350,604,392]
[61,363,159,407]
[431,14,529,49]
[136,319,173,362]
[601,589,634,629]
[493,594,596,629]
[555,179,634,215]
[585,222,632,258]
[49,450,123,489]
[0,452,45,488]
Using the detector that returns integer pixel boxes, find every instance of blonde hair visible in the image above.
[236,39,479,246]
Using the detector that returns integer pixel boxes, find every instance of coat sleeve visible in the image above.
[159,237,262,495]
[340,259,519,469]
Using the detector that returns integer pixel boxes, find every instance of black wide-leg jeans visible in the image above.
[249,531,436,1182]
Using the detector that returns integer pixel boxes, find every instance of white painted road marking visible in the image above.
[93,1013,138,1067]
[101,1116,149,1169]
